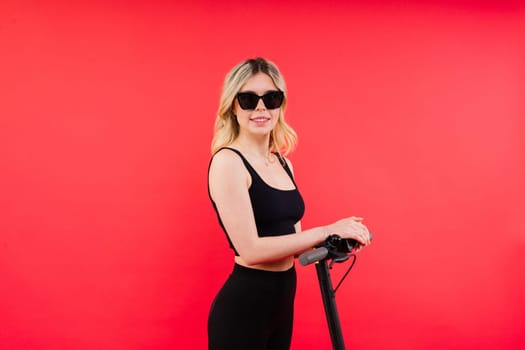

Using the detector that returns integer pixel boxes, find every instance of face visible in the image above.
[233,72,282,139]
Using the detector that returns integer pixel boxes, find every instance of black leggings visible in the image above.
[208,263,297,350]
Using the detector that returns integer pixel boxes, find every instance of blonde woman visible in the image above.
[207,57,371,350]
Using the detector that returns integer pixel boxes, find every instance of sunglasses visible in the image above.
[236,91,284,110]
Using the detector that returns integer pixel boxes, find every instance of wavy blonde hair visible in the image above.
[211,57,297,155]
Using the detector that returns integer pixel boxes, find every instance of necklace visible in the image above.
[242,149,275,167]
[234,140,277,167]
[263,152,276,167]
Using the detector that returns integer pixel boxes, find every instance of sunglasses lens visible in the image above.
[237,93,259,110]
[262,91,284,109]
[236,91,284,110]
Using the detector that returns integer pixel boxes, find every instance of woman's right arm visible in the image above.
[209,151,371,266]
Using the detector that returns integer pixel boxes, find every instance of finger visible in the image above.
[363,228,371,244]
[353,222,370,236]
[356,232,368,245]
[353,221,367,230]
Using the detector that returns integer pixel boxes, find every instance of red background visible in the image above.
[1,1,524,349]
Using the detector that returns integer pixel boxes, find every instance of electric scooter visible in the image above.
[298,234,373,350]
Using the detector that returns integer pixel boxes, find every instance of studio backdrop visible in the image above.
[1,1,524,349]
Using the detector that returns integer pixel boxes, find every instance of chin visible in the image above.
[251,127,274,135]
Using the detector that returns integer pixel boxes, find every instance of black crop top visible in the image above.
[208,147,305,256]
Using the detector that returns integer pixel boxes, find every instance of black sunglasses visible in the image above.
[236,91,284,110]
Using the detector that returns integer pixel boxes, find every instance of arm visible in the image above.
[209,151,371,266]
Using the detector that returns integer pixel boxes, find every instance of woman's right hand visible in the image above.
[325,216,371,246]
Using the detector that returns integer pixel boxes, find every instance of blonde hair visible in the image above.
[211,57,298,155]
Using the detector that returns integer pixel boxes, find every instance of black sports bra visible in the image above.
[208,147,305,256]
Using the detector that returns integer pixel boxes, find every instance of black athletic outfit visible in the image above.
[208,147,305,350]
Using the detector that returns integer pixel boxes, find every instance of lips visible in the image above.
[250,116,270,123]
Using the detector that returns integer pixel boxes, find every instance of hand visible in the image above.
[326,216,371,247]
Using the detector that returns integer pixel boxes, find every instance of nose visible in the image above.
[255,97,266,111]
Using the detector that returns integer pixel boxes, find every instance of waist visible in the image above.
[234,255,295,272]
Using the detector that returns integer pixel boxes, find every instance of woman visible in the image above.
[207,57,371,350]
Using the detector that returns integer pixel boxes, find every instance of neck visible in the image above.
[233,134,277,167]
[234,133,271,157]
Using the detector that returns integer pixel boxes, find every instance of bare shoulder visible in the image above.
[210,148,244,170]
[209,148,250,193]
